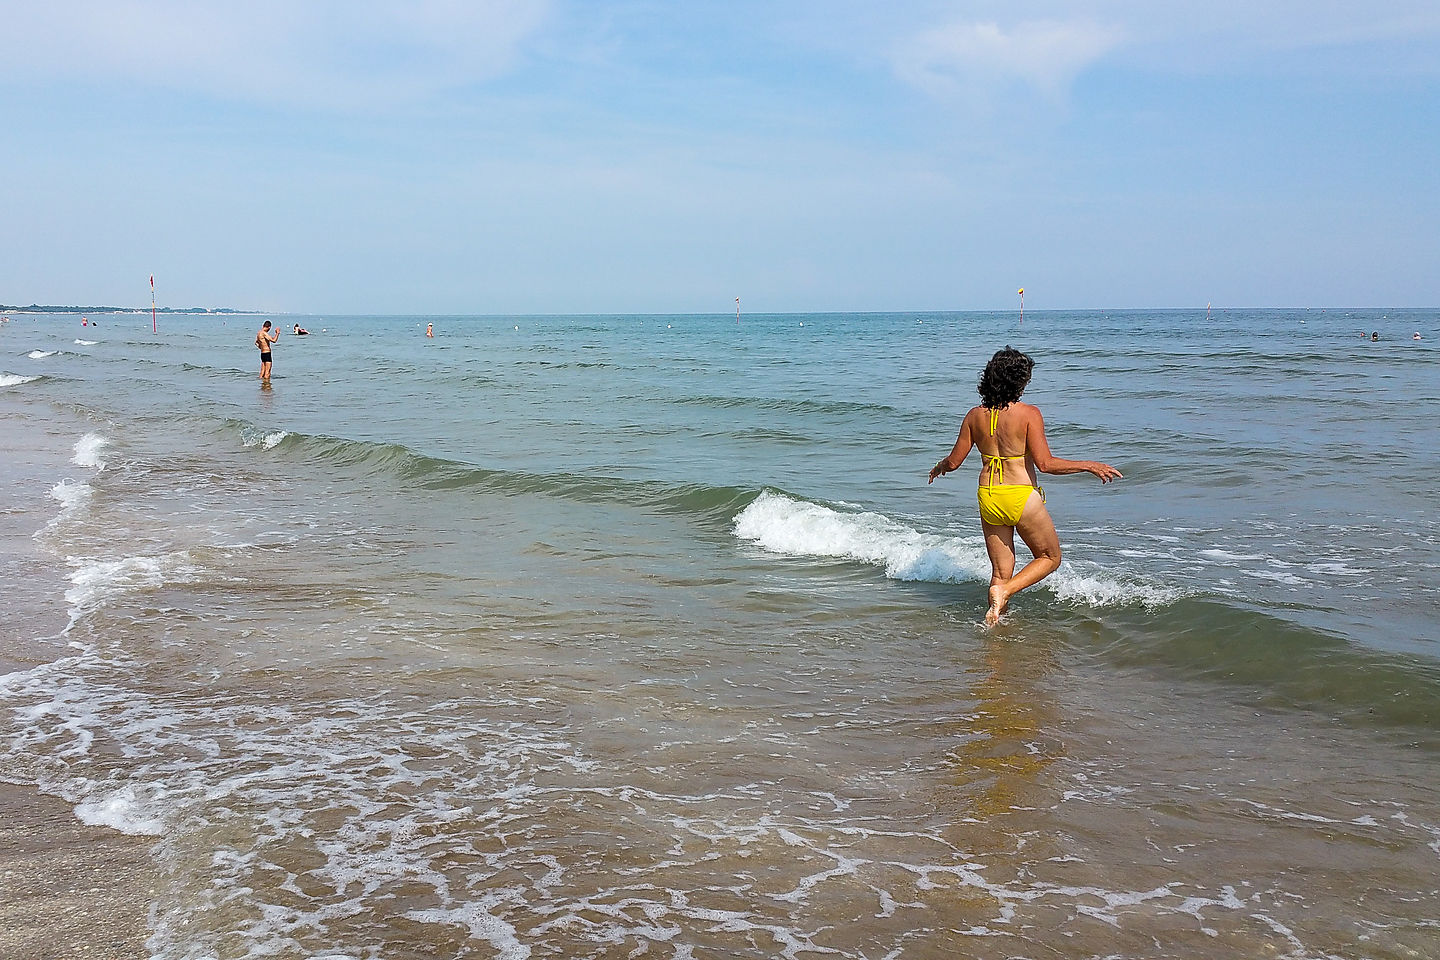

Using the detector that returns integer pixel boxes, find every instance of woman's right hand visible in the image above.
[1090,461,1123,483]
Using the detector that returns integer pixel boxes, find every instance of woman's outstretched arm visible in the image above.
[929,412,975,483]
[1026,408,1122,483]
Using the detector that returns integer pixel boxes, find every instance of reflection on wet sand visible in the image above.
[948,635,1062,825]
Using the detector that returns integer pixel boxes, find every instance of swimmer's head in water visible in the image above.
[978,346,1033,409]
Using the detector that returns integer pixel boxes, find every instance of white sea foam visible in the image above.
[0,655,1408,958]
[65,551,198,620]
[407,899,530,960]
[1045,569,1183,608]
[73,433,109,469]
[0,373,41,386]
[1199,548,1264,562]
[242,429,290,450]
[74,783,168,836]
[48,478,94,516]
[37,478,98,545]
[74,338,98,346]
[733,491,1182,608]
[735,490,992,583]
[28,349,58,359]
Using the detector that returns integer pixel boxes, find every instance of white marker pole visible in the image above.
[1018,287,1024,324]
[151,274,157,333]
[736,297,740,324]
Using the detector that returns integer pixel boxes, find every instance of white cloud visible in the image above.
[2,0,552,110]
[893,18,1125,101]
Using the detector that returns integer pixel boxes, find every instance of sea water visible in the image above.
[1,309,1437,959]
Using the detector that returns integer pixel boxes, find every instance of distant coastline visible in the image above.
[0,304,262,315]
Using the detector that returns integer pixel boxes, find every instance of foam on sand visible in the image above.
[406,900,529,960]
[733,491,1182,608]
[74,783,169,836]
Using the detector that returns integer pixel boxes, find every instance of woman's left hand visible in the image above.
[1090,461,1123,483]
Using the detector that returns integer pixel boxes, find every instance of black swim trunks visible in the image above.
[260,352,272,363]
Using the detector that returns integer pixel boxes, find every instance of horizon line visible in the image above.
[4,305,1436,318]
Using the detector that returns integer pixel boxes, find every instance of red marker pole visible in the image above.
[150,274,157,333]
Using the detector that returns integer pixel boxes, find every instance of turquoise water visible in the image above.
[1,309,1437,958]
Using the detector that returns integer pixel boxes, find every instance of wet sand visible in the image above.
[0,782,158,960]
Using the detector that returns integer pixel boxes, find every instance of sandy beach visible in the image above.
[0,782,157,960]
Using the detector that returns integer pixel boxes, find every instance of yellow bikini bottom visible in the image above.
[977,484,1044,526]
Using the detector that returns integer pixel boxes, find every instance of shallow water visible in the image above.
[1,309,1437,958]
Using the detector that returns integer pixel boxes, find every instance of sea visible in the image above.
[1,308,1437,959]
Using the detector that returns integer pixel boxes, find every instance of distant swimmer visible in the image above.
[426,322,433,338]
[929,346,1122,625]
[255,320,279,381]
[1372,331,1380,341]
[1415,332,1423,340]
[292,323,310,336]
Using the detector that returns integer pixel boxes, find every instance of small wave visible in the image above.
[734,491,1182,608]
[0,373,41,386]
[73,433,109,469]
[242,429,291,450]
[65,551,198,622]
[677,394,900,418]
[245,425,754,523]
[48,478,94,518]
[74,339,98,346]
[28,349,58,359]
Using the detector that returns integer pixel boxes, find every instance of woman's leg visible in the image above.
[984,521,1019,627]
[990,494,1062,619]
[982,519,1017,625]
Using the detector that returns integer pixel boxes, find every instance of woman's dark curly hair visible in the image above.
[978,346,1034,409]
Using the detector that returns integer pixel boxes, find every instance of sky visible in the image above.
[1,0,1437,314]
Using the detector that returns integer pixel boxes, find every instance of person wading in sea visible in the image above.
[256,321,279,381]
[929,346,1122,625]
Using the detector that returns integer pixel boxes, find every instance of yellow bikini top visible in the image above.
[983,407,1026,488]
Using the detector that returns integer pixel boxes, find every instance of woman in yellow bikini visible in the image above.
[929,347,1122,625]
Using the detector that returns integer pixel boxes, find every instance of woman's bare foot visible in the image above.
[985,584,1010,626]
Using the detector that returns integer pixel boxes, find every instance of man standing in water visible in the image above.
[929,347,1122,625]
[256,321,279,381]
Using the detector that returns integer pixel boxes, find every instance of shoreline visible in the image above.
[0,401,159,958]
[0,781,159,959]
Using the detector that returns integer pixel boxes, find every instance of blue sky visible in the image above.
[2,1,1437,313]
